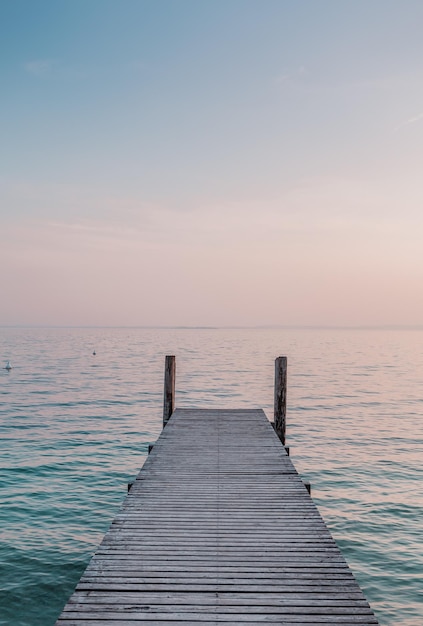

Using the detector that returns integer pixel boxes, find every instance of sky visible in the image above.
[1,0,423,327]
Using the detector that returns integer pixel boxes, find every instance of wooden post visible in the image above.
[274,356,287,444]
[163,355,176,427]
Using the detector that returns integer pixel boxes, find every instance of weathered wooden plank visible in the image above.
[61,607,376,616]
[58,611,379,623]
[58,614,378,626]
[85,563,351,572]
[75,578,366,590]
[68,592,369,603]
[80,574,357,584]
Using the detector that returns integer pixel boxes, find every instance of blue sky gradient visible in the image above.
[2,1,423,325]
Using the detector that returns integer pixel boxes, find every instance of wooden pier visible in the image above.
[56,357,379,625]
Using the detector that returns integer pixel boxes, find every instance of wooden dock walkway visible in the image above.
[56,358,380,625]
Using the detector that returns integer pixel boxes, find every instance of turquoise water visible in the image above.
[0,327,422,625]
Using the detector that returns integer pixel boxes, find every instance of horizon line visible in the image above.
[2,324,423,331]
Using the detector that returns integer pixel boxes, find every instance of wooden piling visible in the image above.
[163,355,176,427]
[274,356,287,444]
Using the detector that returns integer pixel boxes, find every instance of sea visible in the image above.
[0,326,422,626]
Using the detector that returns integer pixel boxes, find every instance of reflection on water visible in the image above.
[0,327,422,625]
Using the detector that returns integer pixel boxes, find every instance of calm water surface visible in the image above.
[0,327,422,625]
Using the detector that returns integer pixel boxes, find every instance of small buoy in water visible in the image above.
[92,350,96,356]
[4,361,12,370]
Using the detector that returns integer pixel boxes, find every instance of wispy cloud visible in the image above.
[395,111,423,132]
[274,65,306,86]
[24,59,57,77]
[24,58,147,81]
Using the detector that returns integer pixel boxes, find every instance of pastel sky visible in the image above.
[2,0,423,326]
